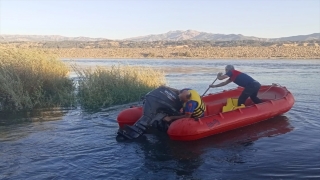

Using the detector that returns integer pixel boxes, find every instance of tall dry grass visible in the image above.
[0,48,75,111]
[74,64,166,110]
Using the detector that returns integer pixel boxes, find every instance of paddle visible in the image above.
[201,77,218,97]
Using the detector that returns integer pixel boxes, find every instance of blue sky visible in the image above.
[0,0,319,39]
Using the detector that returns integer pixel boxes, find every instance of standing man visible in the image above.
[209,65,262,106]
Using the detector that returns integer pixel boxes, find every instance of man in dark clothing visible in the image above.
[209,65,262,106]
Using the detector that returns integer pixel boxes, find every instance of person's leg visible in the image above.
[250,91,262,104]
[250,82,262,104]
[238,89,250,106]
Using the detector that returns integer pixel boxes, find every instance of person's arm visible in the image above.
[163,101,196,122]
[210,79,232,88]
[163,113,191,122]
[217,72,230,80]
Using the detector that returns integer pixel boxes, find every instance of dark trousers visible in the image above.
[238,81,262,106]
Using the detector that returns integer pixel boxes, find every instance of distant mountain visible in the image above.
[125,30,320,42]
[273,33,320,41]
[125,30,266,41]
[0,30,319,42]
[0,35,107,42]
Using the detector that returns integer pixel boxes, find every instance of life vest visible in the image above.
[183,89,206,118]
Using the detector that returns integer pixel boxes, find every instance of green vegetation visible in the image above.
[74,64,166,110]
[0,47,167,112]
[0,48,75,111]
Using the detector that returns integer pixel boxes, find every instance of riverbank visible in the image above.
[39,47,320,59]
[2,43,320,59]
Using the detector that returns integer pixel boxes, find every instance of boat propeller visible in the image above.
[117,112,167,140]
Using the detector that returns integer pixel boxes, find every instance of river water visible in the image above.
[1,59,320,180]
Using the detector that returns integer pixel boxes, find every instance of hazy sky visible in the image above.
[0,0,319,39]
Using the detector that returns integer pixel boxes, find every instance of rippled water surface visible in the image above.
[1,59,320,180]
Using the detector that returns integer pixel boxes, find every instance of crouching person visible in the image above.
[162,87,206,123]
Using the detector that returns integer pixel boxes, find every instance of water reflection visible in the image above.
[131,116,293,177]
[0,108,69,124]
[0,109,69,141]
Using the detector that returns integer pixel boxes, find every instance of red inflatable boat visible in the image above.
[117,84,295,141]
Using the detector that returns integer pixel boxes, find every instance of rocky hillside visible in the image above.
[125,30,264,41]
[125,30,320,42]
[2,39,319,49]
[0,35,107,42]
[1,30,319,42]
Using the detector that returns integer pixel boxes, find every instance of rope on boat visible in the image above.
[259,83,281,97]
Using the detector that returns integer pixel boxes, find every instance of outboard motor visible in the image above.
[117,86,182,140]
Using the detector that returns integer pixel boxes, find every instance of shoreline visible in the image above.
[61,57,320,60]
[48,47,320,60]
[2,46,320,60]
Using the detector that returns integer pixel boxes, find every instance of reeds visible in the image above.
[0,48,75,111]
[0,47,166,112]
[74,64,166,110]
